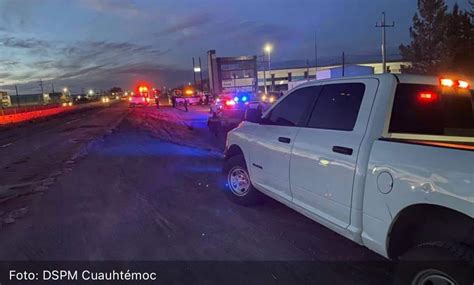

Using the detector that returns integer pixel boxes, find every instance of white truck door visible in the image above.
[290,79,379,228]
[247,87,319,201]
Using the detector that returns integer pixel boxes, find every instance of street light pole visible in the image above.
[268,51,272,92]
[262,55,267,94]
[192,57,196,86]
[199,57,204,93]
[264,43,273,92]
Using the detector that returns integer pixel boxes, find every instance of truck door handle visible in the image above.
[332,146,353,155]
[278,137,291,144]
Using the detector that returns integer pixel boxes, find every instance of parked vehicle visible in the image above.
[129,85,152,107]
[208,91,260,135]
[0,91,11,107]
[173,87,201,106]
[129,94,150,107]
[223,74,474,284]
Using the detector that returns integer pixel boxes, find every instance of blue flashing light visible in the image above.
[234,97,239,102]
[242,96,248,102]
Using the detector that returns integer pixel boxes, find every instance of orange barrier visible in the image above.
[0,106,73,125]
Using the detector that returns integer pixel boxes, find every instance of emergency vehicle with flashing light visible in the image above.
[129,85,152,107]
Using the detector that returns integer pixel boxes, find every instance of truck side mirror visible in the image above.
[245,108,262,123]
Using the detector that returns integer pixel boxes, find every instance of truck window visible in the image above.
[264,86,320,127]
[306,83,366,131]
[389,84,474,137]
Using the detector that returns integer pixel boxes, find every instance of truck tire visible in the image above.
[394,242,474,285]
[223,155,262,206]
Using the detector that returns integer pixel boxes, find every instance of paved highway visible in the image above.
[0,102,393,284]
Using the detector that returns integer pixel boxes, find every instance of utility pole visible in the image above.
[38,79,44,105]
[199,57,204,93]
[342,52,345,77]
[192,57,196,86]
[51,83,55,93]
[306,60,310,82]
[15,85,20,108]
[314,30,318,80]
[376,12,395,73]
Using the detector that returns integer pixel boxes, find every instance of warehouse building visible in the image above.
[257,61,410,91]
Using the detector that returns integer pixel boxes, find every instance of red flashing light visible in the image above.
[225,100,236,106]
[418,92,438,103]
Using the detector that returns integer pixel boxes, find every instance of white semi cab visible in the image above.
[223,74,473,284]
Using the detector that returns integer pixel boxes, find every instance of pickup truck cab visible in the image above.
[223,74,473,284]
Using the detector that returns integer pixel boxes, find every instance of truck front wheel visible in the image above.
[223,155,262,206]
[395,242,473,285]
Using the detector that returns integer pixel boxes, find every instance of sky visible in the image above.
[0,0,470,93]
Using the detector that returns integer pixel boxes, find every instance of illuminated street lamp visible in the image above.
[63,87,68,93]
[88,89,94,96]
[264,43,273,55]
[193,67,201,73]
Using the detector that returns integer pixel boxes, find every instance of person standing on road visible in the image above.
[171,95,176,108]
[155,95,160,109]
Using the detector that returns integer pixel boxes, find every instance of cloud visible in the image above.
[158,12,213,35]
[0,37,50,49]
[79,0,141,18]
[0,59,20,66]
[0,35,176,90]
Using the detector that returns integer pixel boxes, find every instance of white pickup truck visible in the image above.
[223,74,473,284]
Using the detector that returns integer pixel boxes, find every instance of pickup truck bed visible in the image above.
[380,138,474,151]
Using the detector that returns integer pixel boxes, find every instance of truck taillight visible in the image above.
[418,92,438,103]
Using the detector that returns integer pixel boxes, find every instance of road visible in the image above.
[0,101,393,284]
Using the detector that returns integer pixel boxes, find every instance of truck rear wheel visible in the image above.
[223,155,262,206]
[395,242,473,285]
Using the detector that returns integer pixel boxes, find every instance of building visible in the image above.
[258,61,410,91]
[208,50,258,95]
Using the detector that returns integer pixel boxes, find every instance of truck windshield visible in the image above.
[389,83,474,138]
